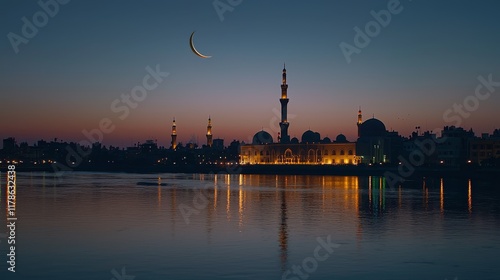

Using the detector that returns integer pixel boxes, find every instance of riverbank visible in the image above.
[2,163,498,179]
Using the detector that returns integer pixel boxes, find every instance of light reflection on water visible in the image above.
[0,172,499,280]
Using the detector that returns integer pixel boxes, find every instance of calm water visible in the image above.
[1,172,499,280]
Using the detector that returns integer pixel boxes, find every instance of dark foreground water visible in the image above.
[0,172,499,280]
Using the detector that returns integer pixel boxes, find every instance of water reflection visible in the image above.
[440,178,444,214]
[155,174,483,233]
[152,174,489,273]
[468,179,472,214]
[9,172,500,280]
[278,178,288,272]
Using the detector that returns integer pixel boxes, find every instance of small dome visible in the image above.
[322,137,332,143]
[359,118,386,138]
[335,134,348,143]
[290,137,299,144]
[252,131,273,145]
[301,130,321,143]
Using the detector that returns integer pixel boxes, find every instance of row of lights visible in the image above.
[0,160,56,165]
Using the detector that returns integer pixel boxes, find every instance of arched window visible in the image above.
[340,150,345,155]
[308,149,315,162]
[266,150,270,156]
[348,150,353,155]
[260,151,263,156]
[324,150,328,155]
[332,150,336,155]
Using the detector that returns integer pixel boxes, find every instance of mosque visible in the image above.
[239,66,391,165]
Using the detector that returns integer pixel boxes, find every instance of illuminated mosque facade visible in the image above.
[168,66,393,165]
[240,66,363,165]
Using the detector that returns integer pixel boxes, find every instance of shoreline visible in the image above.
[3,163,498,180]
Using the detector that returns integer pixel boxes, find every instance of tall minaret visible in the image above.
[171,118,177,150]
[357,107,362,138]
[206,116,213,147]
[279,64,290,144]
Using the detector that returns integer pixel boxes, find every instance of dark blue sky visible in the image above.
[1,0,499,147]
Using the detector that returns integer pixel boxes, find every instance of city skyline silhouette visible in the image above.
[1,1,499,148]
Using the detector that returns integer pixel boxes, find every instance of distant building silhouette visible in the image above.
[437,126,474,166]
[213,138,224,151]
[469,131,500,165]
[171,118,177,150]
[206,116,213,148]
[357,107,362,137]
[279,65,290,144]
[356,115,390,164]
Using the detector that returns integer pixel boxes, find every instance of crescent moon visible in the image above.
[189,31,212,59]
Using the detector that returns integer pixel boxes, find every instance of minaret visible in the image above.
[279,64,290,144]
[357,107,362,138]
[171,118,177,150]
[206,116,213,147]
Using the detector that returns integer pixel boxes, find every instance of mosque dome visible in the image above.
[359,118,386,138]
[290,137,299,144]
[335,134,348,143]
[252,131,273,145]
[301,130,321,143]
[322,137,332,144]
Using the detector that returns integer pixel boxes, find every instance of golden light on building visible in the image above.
[171,117,177,150]
[239,66,359,165]
[206,116,213,147]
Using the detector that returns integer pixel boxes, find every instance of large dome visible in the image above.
[335,134,348,143]
[252,131,273,144]
[359,118,386,138]
[301,130,321,143]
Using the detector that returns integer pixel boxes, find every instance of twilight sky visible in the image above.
[1,0,500,148]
